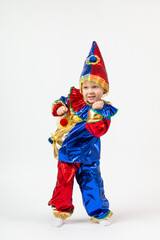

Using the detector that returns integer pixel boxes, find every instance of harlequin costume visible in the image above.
[48,41,118,221]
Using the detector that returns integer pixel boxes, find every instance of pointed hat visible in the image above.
[79,41,109,94]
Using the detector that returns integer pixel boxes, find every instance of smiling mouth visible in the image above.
[87,96,95,103]
[88,96,95,99]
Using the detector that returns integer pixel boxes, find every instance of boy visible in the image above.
[48,41,118,227]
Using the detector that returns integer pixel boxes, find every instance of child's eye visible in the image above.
[93,86,98,88]
[83,86,88,89]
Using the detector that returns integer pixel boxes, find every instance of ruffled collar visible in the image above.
[68,87,87,113]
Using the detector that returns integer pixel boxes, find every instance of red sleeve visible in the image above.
[52,103,64,117]
[85,119,111,137]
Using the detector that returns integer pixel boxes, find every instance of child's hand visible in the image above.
[57,106,68,115]
[92,101,104,110]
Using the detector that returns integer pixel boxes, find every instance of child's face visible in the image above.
[82,81,104,104]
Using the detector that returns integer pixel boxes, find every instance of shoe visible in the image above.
[90,211,113,226]
[52,217,64,227]
[99,219,111,226]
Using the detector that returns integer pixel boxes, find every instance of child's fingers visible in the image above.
[64,107,68,112]
[92,101,104,109]
[57,106,68,115]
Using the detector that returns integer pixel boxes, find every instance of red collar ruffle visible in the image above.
[68,87,87,113]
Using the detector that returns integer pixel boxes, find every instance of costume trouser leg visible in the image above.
[76,161,111,220]
[48,161,80,212]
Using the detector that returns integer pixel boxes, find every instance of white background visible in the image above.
[0,0,160,239]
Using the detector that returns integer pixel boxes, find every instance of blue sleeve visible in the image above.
[58,96,68,106]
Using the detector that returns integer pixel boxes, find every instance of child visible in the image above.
[48,41,118,227]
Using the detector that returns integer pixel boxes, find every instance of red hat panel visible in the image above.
[80,41,109,94]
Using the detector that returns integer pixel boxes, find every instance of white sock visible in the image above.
[52,217,64,227]
[99,219,112,226]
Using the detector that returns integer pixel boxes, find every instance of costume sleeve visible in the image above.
[85,118,111,137]
[51,96,68,117]
[85,102,118,137]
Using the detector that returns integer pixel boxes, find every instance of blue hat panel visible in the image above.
[88,41,96,57]
[80,63,92,78]
[80,41,96,78]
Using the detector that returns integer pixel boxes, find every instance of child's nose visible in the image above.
[88,87,94,93]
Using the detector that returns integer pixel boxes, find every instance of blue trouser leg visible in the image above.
[75,161,111,219]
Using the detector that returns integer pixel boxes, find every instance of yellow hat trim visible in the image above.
[79,74,109,96]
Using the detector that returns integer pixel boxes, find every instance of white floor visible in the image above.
[1,206,160,240]
[1,159,160,240]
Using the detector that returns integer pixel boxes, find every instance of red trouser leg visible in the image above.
[48,161,80,212]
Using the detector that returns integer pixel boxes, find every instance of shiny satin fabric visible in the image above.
[50,87,118,163]
[48,161,80,212]
[86,109,103,122]
[48,87,118,219]
[79,42,109,95]
[51,111,83,159]
[58,121,101,163]
[76,161,110,219]
[48,160,111,219]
